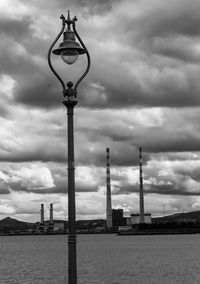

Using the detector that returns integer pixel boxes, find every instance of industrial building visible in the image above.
[37,203,56,232]
[130,213,152,224]
[117,147,152,230]
[112,209,125,227]
[104,147,152,231]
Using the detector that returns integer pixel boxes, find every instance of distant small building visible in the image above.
[130,213,152,224]
[54,222,65,231]
[118,226,132,231]
[124,217,131,226]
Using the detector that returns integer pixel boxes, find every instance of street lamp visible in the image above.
[47,11,90,284]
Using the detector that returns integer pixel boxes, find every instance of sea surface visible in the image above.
[0,234,200,284]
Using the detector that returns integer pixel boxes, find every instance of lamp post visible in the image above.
[47,11,90,284]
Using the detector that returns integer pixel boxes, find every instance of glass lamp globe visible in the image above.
[61,50,79,65]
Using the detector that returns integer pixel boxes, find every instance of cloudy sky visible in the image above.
[1,0,200,222]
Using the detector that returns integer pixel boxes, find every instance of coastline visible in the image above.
[118,228,200,235]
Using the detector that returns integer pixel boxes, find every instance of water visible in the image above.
[0,234,200,283]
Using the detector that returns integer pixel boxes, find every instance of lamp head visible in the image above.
[52,13,86,65]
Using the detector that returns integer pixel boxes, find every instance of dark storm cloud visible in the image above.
[78,122,200,158]
[0,13,62,109]
[111,183,178,196]
[152,152,200,162]
[11,180,99,194]
[77,59,200,109]
[76,0,200,109]
[19,0,118,14]
[0,185,10,195]
[140,127,200,153]
[0,146,66,163]
[73,0,120,15]
[113,123,200,155]
[76,141,149,167]
[135,0,200,39]
[112,173,200,197]
[0,42,61,109]
[144,183,200,196]
[174,166,200,183]
[130,0,200,73]
[0,105,199,167]
[153,37,200,63]
[2,0,200,110]
[0,17,33,41]
[108,145,149,167]
[15,74,61,108]
[0,21,34,75]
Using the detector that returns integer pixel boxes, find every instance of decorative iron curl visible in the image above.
[72,17,91,95]
[47,15,66,93]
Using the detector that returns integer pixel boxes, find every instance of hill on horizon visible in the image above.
[0,217,34,226]
[0,216,105,225]
[153,210,200,223]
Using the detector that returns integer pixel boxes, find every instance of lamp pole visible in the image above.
[48,11,90,284]
[64,95,77,283]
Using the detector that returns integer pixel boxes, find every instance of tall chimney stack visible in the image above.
[139,147,145,224]
[40,204,44,225]
[50,203,53,225]
[106,148,112,228]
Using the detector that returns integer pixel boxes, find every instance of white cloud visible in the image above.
[0,204,15,214]
[15,165,55,190]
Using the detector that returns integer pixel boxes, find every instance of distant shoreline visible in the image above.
[118,228,200,235]
[1,229,200,236]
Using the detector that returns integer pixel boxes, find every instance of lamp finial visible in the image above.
[66,10,72,30]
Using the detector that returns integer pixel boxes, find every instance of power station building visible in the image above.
[105,147,152,230]
[130,213,152,224]
[120,147,152,228]
[112,209,125,227]
[38,203,57,232]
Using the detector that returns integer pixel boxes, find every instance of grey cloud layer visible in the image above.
[1,0,200,220]
[0,105,200,166]
[1,0,200,109]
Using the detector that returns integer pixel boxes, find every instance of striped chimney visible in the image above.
[50,203,53,225]
[139,147,145,224]
[106,148,112,228]
[40,204,44,225]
